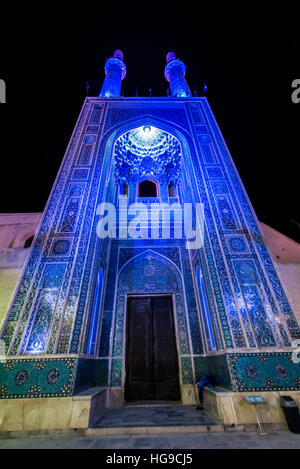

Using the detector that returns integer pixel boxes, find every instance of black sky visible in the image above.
[0,2,299,242]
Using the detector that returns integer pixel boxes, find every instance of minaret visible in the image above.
[164,52,191,97]
[99,50,127,98]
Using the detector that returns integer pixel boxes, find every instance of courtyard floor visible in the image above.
[0,430,300,449]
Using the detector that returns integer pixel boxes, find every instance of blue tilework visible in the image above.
[0,97,299,397]
[228,353,300,391]
[0,358,77,398]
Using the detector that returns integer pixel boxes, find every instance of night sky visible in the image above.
[1,2,299,242]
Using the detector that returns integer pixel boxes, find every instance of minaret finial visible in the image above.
[99,50,127,98]
[164,52,191,97]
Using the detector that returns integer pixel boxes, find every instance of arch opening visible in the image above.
[24,235,34,248]
[138,180,158,197]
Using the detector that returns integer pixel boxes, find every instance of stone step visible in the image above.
[86,404,225,435]
[90,405,218,429]
[86,424,224,436]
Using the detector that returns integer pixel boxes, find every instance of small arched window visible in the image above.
[120,182,128,196]
[138,180,158,197]
[168,181,175,197]
[196,265,216,351]
[24,235,34,248]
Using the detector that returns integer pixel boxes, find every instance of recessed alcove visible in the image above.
[138,180,158,197]
[114,125,182,184]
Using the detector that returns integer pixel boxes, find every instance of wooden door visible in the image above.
[125,296,180,401]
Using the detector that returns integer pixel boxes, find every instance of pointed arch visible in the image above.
[138,180,158,197]
[110,248,194,369]
[118,248,183,281]
[101,113,191,144]
[100,113,194,187]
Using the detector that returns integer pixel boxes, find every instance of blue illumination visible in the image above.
[196,265,216,351]
[164,52,191,97]
[99,50,126,98]
[3,58,299,400]
[114,126,182,182]
[26,285,62,354]
[28,339,43,354]
[87,268,104,355]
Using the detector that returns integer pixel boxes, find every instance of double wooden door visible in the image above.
[125,296,180,401]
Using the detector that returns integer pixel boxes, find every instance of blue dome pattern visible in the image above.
[114,126,182,182]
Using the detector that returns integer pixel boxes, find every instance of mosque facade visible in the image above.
[0,51,300,425]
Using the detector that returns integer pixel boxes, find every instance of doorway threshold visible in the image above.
[123,400,182,406]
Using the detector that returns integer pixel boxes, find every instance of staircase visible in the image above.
[86,404,224,436]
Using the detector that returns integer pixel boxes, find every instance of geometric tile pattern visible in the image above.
[0,96,299,397]
[227,352,300,392]
[108,248,196,387]
[193,352,300,392]
[0,358,77,399]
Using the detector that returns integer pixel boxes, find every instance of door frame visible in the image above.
[124,293,182,401]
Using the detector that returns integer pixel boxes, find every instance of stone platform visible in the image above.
[87,404,223,436]
[1,386,300,435]
[203,386,300,428]
[0,387,107,432]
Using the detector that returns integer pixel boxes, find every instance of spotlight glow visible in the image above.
[136,125,158,142]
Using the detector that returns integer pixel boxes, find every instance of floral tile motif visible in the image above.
[181,357,193,384]
[111,359,122,387]
[227,352,300,391]
[0,358,77,399]
[0,97,299,398]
